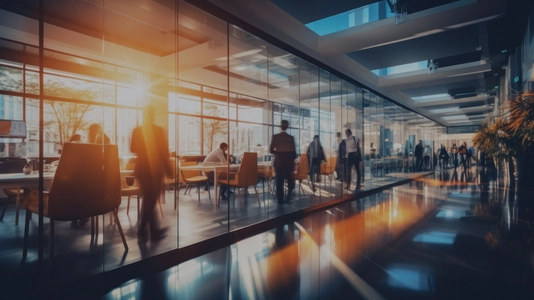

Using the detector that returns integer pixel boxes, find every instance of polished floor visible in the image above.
[0,169,427,283]
[5,166,523,299]
[82,166,534,299]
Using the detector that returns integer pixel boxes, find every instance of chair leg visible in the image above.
[206,181,211,200]
[126,195,131,215]
[137,195,141,219]
[15,192,21,225]
[49,219,55,258]
[90,216,95,242]
[158,199,164,219]
[113,209,128,251]
[253,185,260,206]
[197,183,201,202]
[300,181,305,194]
[0,196,9,221]
[183,184,189,195]
[22,210,31,259]
[237,188,242,209]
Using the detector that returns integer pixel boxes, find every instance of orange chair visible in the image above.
[220,152,260,208]
[258,166,274,192]
[292,153,313,194]
[180,161,211,202]
[22,143,127,258]
[320,156,337,182]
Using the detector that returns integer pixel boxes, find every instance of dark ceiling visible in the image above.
[347,26,480,70]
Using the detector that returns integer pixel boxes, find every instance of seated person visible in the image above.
[203,143,233,200]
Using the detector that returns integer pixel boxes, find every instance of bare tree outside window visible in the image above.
[189,103,227,154]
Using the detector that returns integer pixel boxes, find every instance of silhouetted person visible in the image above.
[269,120,296,203]
[131,105,172,243]
[333,132,342,181]
[307,135,325,192]
[450,143,458,168]
[439,144,448,169]
[339,128,361,191]
[88,123,111,144]
[415,140,423,172]
[458,142,468,169]
[423,144,431,170]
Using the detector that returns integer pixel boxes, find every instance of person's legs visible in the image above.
[138,175,163,241]
[347,153,357,189]
[285,168,295,201]
[354,156,361,189]
[275,167,285,203]
[343,157,351,189]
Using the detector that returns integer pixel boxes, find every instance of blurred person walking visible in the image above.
[307,135,325,192]
[339,129,362,191]
[131,105,172,243]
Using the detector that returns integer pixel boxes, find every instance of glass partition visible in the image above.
[0,0,445,283]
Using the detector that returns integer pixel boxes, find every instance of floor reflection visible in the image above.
[8,166,534,299]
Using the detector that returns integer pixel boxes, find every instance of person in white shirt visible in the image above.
[204,142,229,164]
[203,143,232,199]
[338,129,362,191]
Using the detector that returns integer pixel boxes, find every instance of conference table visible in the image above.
[180,162,273,207]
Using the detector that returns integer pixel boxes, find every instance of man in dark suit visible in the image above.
[269,120,297,203]
[415,140,423,172]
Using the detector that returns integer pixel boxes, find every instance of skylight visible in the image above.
[412,93,450,102]
[372,61,428,76]
[305,0,394,36]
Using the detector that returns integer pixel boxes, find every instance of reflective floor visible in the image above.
[0,169,428,285]
[93,166,534,299]
[4,166,532,299]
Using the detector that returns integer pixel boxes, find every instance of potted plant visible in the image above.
[505,92,534,197]
[474,92,534,198]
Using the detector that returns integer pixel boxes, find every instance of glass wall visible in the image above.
[0,0,444,282]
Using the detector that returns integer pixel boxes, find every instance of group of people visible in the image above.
[414,140,433,171]
[437,142,475,169]
[269,121,362,204]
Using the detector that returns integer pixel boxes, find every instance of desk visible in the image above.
[180,164,238,206]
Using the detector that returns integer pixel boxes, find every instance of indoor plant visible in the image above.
[474,92,534,197]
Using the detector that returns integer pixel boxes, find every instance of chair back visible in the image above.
[297,153,309,176]
[48,143,121,221]
[164,157,177,184]
[322,156,337,174]
[237,152,257,186]
[180,161,200,181]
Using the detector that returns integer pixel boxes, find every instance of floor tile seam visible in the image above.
[294,222,386,300]
[419,244,506,279]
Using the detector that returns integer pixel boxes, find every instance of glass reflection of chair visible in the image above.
[258,165,274,193]
[220,152,260,209]
[22,143,127,259]
[180,161,211,202]
[320,156,337,184]
[293,153,313,194]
